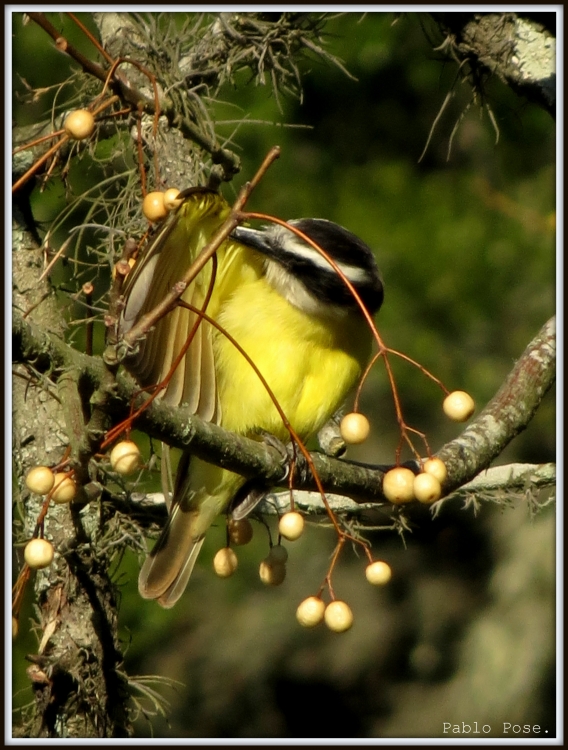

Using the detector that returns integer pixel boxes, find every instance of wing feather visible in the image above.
[119,189,232,423]
[196,323,218,422]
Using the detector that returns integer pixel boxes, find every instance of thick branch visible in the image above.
[433,12,556,116]
[437,316,555,493]
[13,312,555,505]
[264,461,556,515]
[129,462,556,526]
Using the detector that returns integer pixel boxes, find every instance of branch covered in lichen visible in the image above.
[13,310,556,506]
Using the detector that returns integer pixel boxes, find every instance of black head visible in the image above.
[231,218,384,315]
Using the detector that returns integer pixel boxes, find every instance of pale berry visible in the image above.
[423,457,447,484]
[296,596,325,627]
[324,600,354,633]
[213,547,238,578]
[382,467,415,504]
[25,466,54,495]
[365,560,392,585]
[110,440,141,476]
[259,559,286,586]
[443,390,475,422]
[142,192,167,222]
[51,473,76,504]
[64,109,95,140]
[24,538,54,569]
[340,412,370,445]
[413,473,442,504]
[278,512,304,541]
[163,188,182,211]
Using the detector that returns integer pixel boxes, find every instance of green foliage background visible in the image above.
[13,12,555,739]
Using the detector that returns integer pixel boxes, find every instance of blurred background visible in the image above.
[12,12,556,739]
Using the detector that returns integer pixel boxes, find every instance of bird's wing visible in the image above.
[121,189,259,607]
[121,188,233,423]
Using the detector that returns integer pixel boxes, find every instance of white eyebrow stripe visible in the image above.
[281,236,372,284]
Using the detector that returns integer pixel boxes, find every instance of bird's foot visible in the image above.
[256,430,313,485]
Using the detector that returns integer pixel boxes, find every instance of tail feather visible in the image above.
[156,538,205,608]
[138,502,205,602]
[139,456,245,607]
[139,451,205,602]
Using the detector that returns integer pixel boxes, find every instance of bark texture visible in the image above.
[433,12,556,116]
[12,209,132,738]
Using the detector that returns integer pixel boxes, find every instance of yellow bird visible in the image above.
[120,188,383,607]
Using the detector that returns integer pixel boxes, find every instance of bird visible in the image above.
[120,187,384,607]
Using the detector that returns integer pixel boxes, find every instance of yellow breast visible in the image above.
[213,250,371,442]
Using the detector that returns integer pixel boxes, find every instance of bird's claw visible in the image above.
[255,430,297,483]
[259,430,315,485]
[230,433,313,520]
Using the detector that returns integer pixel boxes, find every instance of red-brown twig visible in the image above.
[318,536,349,601]
[12,565,31,619]
[27,13,109,83]
[12,129,66,155]
[12,137,68,194]
[12,94,120,195]
[82,282,95,357]
[67,12,115,65]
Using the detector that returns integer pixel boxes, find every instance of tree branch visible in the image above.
[13,311,556,505]
[436,316,555,494]
[432,12,556,116]
[128,461,556,529]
